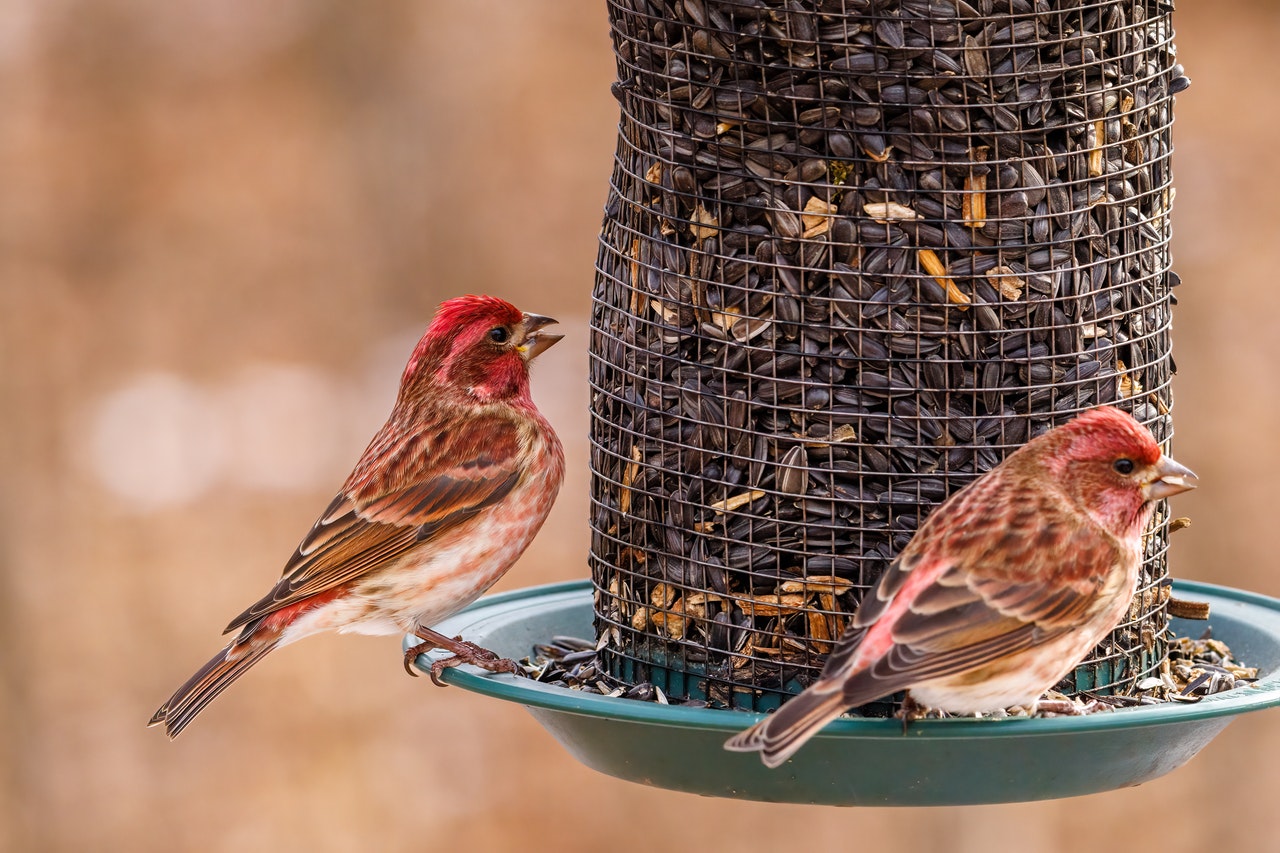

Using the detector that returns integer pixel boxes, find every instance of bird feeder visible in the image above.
[590,0,1184,711]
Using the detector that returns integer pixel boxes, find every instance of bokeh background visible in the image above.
[2,2,1277,851]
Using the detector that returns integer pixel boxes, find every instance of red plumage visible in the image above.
[725,406,1198,767]
[150,295,565,738]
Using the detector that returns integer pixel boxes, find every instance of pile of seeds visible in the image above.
[516,628,1258,716]
[590,0,1185,710]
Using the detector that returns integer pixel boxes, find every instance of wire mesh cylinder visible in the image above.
[590,0,1182,711]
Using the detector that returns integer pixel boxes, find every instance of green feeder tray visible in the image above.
[407,580,1280,806]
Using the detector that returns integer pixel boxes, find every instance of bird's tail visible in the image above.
[724,686,851,768]
[149,640,278,738]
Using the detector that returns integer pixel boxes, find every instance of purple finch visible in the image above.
[726,406,1197,767]
[150,295,565,738]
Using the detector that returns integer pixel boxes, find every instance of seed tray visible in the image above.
[409,579,1280,806]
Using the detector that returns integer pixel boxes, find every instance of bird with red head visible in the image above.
[726,406,1197,767]
[150,295,565,738]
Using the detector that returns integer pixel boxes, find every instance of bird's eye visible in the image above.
[1113,458,1135,475]
[488,327,510,344]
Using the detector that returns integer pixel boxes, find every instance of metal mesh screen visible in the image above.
[590,0,1183,712]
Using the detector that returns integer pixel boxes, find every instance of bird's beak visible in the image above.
[517,313,563,361]
[1143,455,1199,501]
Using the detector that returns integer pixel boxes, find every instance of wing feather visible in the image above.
[811,483,1124,708]
[225,410,527,635]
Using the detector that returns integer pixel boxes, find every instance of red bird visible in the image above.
[150,295,565,738]
[725,406,1197,767]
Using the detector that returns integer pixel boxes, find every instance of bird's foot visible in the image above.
[403,626,520,685]
[403,641,434,677]
[895,694,936,734]
[428,646,520,687]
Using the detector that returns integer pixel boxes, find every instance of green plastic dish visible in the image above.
[408,580,1280,805]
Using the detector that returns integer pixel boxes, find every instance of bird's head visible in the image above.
[400,295,563,404]
[1042,406,1197,539]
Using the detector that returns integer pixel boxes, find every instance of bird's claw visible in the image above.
[403,629,520,684]
[895,694,934,734]
[427,648,520,687]
[403,641,432,677]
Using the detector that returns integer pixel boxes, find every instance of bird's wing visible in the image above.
[224,412,525,635]
[817,496,1122,705]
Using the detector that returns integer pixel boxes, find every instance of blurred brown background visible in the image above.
[2,2,1277,851]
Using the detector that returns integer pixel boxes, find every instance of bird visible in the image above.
[725,405,1197,767]
[150,295,565,738]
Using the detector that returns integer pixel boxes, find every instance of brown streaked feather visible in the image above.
[810,482,1124,708]
[887,595,1012,646]
[819,622,867,674]
[829,606,1045,708]
[899,577,977,616]
[224,505,420,634]
[358,466,521,528]
[723,688,851,768]
[224,413,527,636]
[863,624,1043,685]
[342,405,526,508]
[149,641,277,738]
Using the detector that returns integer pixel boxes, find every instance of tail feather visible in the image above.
[149,641,278,738]
[724,687,851,768]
